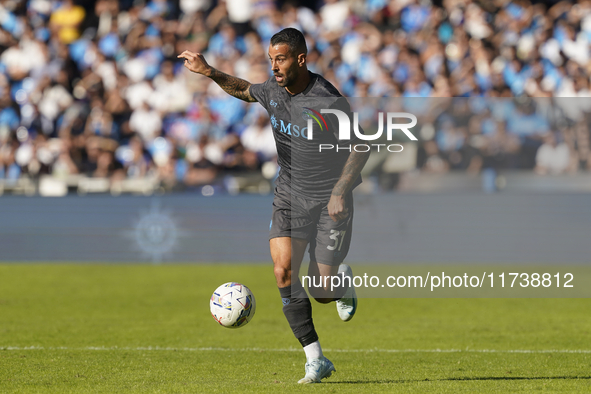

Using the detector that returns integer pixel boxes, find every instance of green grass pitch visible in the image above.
[1,264,590,393]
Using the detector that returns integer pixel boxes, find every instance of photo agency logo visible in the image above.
[302,108,418,152]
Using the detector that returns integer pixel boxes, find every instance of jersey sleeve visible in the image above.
[249,78,272,111]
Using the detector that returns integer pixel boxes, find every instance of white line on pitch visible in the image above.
[1,346,591,354]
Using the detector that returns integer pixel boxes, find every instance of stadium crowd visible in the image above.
[1,0,591,194]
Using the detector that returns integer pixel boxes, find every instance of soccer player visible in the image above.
[179,28,369,384]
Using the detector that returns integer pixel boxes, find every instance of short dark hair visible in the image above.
[270,28,307,55]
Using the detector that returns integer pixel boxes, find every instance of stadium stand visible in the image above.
[1,0,591,195]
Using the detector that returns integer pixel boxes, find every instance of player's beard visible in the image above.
[275,67,298,87]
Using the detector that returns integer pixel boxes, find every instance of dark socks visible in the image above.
[279,281,318,347]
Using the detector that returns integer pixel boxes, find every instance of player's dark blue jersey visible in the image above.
[249,72,361,200]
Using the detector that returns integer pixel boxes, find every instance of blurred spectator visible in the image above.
[535,132,572,174]
[129,101,162,143]
[240,111,276,162]
[50,0,86,44]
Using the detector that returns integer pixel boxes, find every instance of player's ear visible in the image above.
[297,53,306,68]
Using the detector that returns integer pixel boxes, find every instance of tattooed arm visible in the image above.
[178,50,256,103]
[327,149,370,222]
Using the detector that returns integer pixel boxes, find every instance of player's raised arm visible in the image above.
[177,50,256,103]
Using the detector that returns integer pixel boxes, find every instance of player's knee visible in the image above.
[273,266,291,287]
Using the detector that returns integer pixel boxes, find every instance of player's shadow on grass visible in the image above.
[326,376,591,384]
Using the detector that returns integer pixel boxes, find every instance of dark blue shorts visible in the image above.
[269,186,353,266]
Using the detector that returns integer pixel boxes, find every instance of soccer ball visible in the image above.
[210,282,256,328]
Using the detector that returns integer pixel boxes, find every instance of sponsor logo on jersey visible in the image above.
[270,116,310,139]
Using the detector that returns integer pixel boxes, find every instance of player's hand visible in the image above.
[177,50,212,76]
[328,194,349,222]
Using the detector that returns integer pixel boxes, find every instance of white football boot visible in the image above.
[336,263,357,322]
[297,356,336,384]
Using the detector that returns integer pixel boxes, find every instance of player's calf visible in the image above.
[279,280,319,346]
[305,271,350,303]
